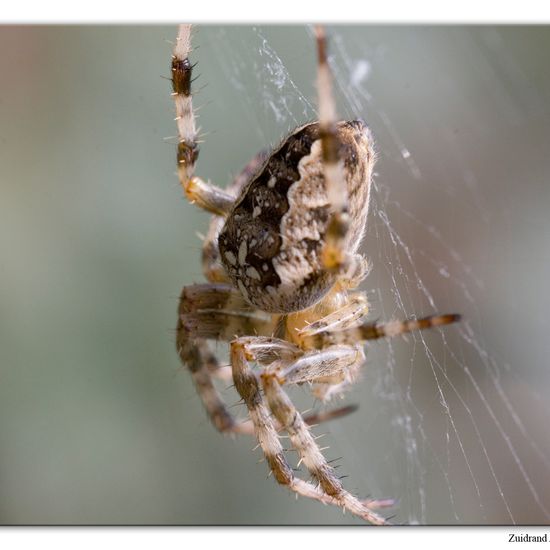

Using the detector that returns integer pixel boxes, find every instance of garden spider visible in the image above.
[172,24,459,524]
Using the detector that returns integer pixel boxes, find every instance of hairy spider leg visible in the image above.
[314,25,352,274]
[231,339,388,524]
[262,372,387,524]
[172,24,235,216]
[176,283,276,434]
[300,313,462,350]
[292,293,369,342]
[176,335,235,433]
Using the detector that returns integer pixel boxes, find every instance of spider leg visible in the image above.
[302,312,461,350]
[314,25,351,274]
[296,404,359,426]
[238,335,393,512]
[181,308,278,342]
[176,333,235,433]
[261,371,387,524]
[172,24,235,216]
[220,334,360,433]
[180,285,280,342]
[270,345,364,387]
[230,339,387,524]
[295,293,369,342]
[359,314,462,340]
[177,283,277,434]
[232,402,360,437]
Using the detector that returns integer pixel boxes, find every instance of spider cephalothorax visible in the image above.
[171,24,460,524]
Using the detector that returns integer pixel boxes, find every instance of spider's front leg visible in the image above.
[172,24,235,217]
[314,27,373,278]
[230,337,388,524]
[314,25,350,273]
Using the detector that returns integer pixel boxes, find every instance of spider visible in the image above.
[172,24,460,524]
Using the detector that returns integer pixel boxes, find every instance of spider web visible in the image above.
[200,25,550,525]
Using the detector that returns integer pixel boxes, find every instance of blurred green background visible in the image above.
[0,25,549,525]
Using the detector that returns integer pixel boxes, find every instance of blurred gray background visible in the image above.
[0,25,549,525]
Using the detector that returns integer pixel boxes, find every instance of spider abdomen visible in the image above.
[219,120,374,313]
